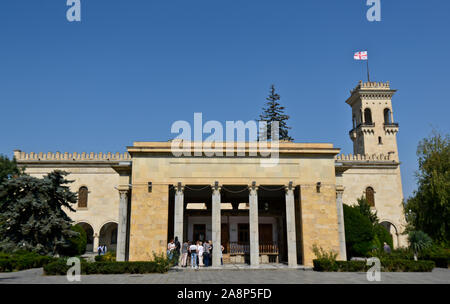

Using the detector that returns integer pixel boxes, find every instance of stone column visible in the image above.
[93,233,99,253]
[285,184,297,267]
[174,183,184,246]
[336,187,347,261]
[116,189,129,261]
[211,183,222,267]
[249,184,259,267]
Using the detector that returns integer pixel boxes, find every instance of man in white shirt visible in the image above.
[189,242,198,269]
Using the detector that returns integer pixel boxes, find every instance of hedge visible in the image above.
[44,260,171,275]
[313,259,435,272]
[0,252,56,272]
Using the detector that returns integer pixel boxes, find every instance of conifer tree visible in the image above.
[0,170,78,254]
[258,85,293,141]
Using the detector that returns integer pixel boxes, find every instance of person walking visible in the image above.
[97,245,102,256]
[383,242,391,254]
[181,240,189,267]
[103,245,107,254]
[189,241,198,269]
[198,241,204,267]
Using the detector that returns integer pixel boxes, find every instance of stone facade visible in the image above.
[14,80,407,266]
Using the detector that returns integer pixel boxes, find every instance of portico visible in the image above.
[121,141,343,267]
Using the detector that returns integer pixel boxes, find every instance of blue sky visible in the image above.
[0,0,449,198]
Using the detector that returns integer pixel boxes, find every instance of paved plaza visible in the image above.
[0,267,449,284]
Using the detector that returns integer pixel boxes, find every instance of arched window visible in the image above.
[352,115,356,128]
[378,136,383,144]
[384,108,391,124]
[366,187,375,207]
[364,108,373,124]
[78,186,88,208]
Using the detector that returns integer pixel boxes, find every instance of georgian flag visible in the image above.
[354,51,368,60]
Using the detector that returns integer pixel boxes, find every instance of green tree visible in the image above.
[404,129,450,245]
[60,225,87,256]
[258,85,293,141]
[408,230,433,261]
[355,196,379,225]
[343,204,375,257]
[0,170,77,255]
[0,154,23,182]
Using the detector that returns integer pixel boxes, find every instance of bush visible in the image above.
[44,252,171,275]
[420,245,450,268]
[343,204,375,257]
[373,224,394,251]
[44,260,171,275]
[313,258,435,272]
[95,251,116,262]
[59,225,87,257]
[0,251,56,272]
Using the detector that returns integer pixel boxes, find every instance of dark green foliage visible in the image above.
[95,251,116,262]
[356,196,378,225]
[420,245,450,268]
[408,230,433,258]
[44,258,171,275]
[404,130,450,245]
[0,171,78,255]
[59,225,87,256]
[313,259,435,272]
[258,85,293,141]
[0,155,23,182]
[0,251,56,272]
[373,224,394,250]
[343,204,375,257]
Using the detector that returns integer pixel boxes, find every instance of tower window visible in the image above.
[78,186,88,208]
[384,108,392,124]
[364,108,373,124]
[366,187,375,207]
[378,136,383,144]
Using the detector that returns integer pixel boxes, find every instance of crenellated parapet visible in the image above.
[335,153,394,162]
[14,150,131,162]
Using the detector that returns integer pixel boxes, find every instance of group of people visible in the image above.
[167,237,224,269]
[97,245,108,255]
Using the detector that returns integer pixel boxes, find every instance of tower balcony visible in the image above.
[349,123,375,140]
[384,122,399,134]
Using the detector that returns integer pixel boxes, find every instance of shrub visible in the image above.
[44,252,172,275]
[343,204,375,257]
[59,225,87,257]
[313,258,435,272]
[0,251,56,272]
[408,230,433,260]
[373,224,394,251]
[420,245,450,268]
[44,260,171,275]
[95,251,116,262]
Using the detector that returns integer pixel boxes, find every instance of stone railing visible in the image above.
[14,150,131,162]
[335,153,392,161]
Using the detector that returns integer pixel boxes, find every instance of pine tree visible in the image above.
[0,170,78,255]
[258,85,293,141]
[0,154,24,182]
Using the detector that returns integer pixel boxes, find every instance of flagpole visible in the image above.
[366,49,371,82]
